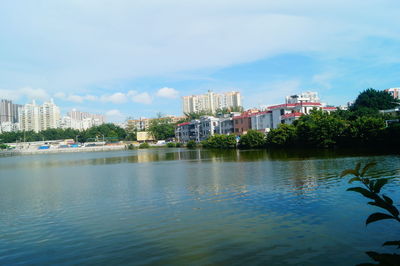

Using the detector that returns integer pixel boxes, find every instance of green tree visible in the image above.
[147,118,175,140]
[186,140,197,149]
[266,124,297,147]
[295,110,347,148]
[238,130,266,149]
[346,116,385,146]
[202,134,237,149]
[350,88,399,114]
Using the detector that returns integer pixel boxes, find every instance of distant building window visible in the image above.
[280,109,285,115]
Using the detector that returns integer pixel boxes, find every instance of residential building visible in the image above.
[285,91,320,104]
[385,88,400,99]
[19,99,61,132]
[67,109,106,124]
[0,99,21,123]
[182,90,242,114]
[61,109,105,130]
[251,111,272,133]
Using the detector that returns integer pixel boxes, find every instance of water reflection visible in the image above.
[1,148,397,171]
[1,149,400,265]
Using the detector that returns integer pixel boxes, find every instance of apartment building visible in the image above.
[385,88,400,99]
[0,99,22,124]
[19,99,61,132]
[182,90,242,114]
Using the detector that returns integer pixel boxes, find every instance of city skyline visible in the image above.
[1,1,400,121]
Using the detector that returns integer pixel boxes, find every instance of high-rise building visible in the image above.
[61,109,105,130]
[19,99,61,132]
[0,99,22,123]
[182,91,242,114]
[385,88,400,99]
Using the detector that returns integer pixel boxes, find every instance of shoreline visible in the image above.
[0,145,127,157]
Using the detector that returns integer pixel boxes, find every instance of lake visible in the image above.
[0,148,399,265]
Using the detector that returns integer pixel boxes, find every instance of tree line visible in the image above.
[202,88,400,150]
[0,123,128,144]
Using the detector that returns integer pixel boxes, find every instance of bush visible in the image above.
[266,124,297,147]
[166,142,176,148]
[186,140,197,149]
[139,142,150,149]
[175,142,182,147]
[202,134,237,149]
[0,144,9,150]
[238,130,266,149]
[127,144,136,150]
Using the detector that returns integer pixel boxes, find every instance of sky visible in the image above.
[1,0,400,122]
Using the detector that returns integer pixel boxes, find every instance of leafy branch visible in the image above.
[341,162,400,265]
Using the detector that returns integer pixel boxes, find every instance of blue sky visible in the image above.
[1,0,400,121]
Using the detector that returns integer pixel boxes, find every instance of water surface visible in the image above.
[1,148,399,265]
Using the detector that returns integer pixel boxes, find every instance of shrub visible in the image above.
[166,142,176,148]
[175,142,182,148]
[238,130,266,149]
[186,140,197,149]
[139,142,150,149]
[202,134,237,149]
[127,144,136,150]
[266,124,297,147]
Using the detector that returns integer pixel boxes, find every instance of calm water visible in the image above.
[0,148,399,265]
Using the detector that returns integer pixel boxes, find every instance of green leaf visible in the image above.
[383,195,394,205]
[373,179,388,193]
[361,162,377,177]
[348,177,361,183]
[347,187,376,199]
[354,162,361,175]
[383,241,400,248]
[366,212,394,225]
[340,169,359,178]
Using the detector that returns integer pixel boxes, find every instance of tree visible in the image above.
[238,130,266,149]
[295,110,347,148]
[266,124,297,147]
[350,88,399,114]
[184,111,214,120]
[202,134,237,149]
[147,118,175,140]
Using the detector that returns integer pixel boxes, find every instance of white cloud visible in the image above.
[130,92,152,104]
[0,87,50,102]
[156,87,179,99]
[106,109,125,122]
[101,92,128,104]
[55,92,98,103]
[1,0,399,91]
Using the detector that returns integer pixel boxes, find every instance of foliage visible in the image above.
[345,116,385,146]
[295,110,347,148]
[265,124,297,147]
[147,118,175,140]
[341,163,400,265]
[186,140,197,149]
[127,144,136,150]
[139,142,150,149]
[215,106,244,115]
[350,88,399,114]
[0,143,9,150]
[238,130,266,149]
[175,142,182,148]
[166,142,176,148]
[184,111,214,120]
[202,134,237,149]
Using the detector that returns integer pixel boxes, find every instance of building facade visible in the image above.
[182,91,242,114]
[0,99,21,124]
[19,99,61,132]
[385,88,400,99]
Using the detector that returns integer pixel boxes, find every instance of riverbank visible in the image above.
[0,145,127,157]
